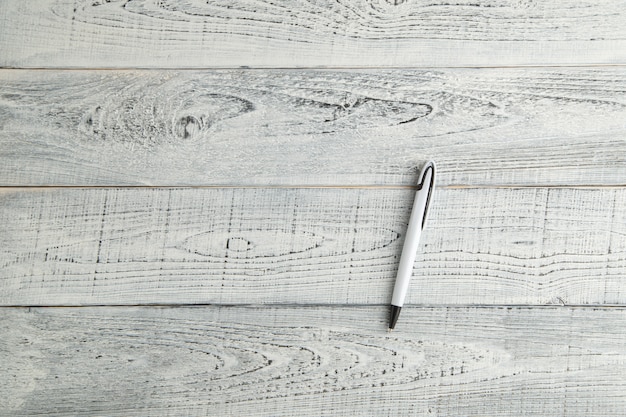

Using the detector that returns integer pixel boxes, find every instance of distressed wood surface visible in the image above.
[1,0,626,68]
[2,186,624,306]
[1,68,626,186]
[2,305,626,416]
[2,1,626,415]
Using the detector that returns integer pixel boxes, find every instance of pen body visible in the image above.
[390,166,433,307]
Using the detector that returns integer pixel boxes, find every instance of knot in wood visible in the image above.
[226,237,252,252]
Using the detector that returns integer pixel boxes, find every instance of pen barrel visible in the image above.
[390,165,433,307]
[391,227,422,307]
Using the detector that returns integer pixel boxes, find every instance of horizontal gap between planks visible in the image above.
[2,63,626,71]
[1,184,626,191]
[1,303,626,309]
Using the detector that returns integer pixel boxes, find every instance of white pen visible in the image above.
[389,160,436,331]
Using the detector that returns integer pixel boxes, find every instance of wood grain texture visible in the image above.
[2,2,624,416]
[1,68,626,186]
[2,305,626,416]
[2,186,625,306]
[1,0,626,68]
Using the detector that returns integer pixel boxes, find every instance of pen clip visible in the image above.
[416,161,436,230]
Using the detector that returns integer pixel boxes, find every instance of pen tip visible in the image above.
[387,327,393,333]
[389,305,401,331]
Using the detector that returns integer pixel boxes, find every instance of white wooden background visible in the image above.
[1,1,626,416]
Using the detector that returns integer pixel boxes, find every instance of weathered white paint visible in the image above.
[1,68,625,186]
[1,186,624,306]
[2,306,626,416]
[1,1,625,415]
[1,0,625,67]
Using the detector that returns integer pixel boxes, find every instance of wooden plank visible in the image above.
[1,1,625,68]
[1,68,626,187]
[1,186,625,306]
[2,305,626,416]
